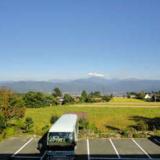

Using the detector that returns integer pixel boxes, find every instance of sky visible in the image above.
[0,0,160,81]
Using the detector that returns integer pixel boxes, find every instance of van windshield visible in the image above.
[48,132,74,145]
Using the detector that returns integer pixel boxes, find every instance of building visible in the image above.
[144,94,152,100]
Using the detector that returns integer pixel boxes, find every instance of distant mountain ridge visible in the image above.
[0,78,160,95]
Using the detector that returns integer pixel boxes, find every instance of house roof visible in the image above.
[145,94,152,99]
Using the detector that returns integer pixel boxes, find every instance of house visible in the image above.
[144,94,152,100]
[58,97,64,105]
[130,95,136,98]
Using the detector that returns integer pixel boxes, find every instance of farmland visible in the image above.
[0,97,160,140]
[25,99,160,136]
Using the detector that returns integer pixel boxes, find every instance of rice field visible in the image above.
[25,99,160,135]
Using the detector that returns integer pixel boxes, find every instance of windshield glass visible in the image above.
[48,132,74,145]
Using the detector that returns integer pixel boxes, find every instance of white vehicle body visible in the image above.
[46,114,78,160]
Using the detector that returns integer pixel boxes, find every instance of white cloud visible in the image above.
[88,72,105,78]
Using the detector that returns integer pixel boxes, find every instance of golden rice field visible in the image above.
[25,98,160,135]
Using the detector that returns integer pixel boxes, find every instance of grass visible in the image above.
[0,97,159,139]
[110,97,144,102]
[25,101,160,135]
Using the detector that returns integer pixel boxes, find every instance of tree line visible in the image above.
[24,88,113,107]
[0,88,36,136]
[127,91,160,102]
[20,88,112,108]
[0,87,113,110]
[0,87,112,135]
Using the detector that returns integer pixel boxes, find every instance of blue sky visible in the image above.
[0,0,160,80]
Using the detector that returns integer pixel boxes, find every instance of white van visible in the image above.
[46,114,78,160]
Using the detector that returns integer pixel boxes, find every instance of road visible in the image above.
[0,136,159,160]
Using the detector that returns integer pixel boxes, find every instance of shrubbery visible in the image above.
[52,88,62,97]
[136,120,149,131]
[3,127,16,138]
[23,91,58,108]
[63,94,75,104]
[23,117,34,133]
[80,90,112,103]
[79,118,89,130]
[20,88,113,108]
[42,125,49,134]
[89,123,99,134]
[102,95,113,102]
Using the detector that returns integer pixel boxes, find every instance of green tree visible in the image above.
[44,95,59,106]
[79,118,89,130]
[23,91,45,107]
[23,91,60,107]
[63,94,74,104]
[0,88,25,122]
[52,88,62,97]
[90,91,101,98]
[80,90,88,102]
[102,95,112,102]
[136,91,146,99]
[9,95,26,119]
[86,94,95,103]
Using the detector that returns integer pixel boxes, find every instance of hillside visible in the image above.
[0,78,160,94]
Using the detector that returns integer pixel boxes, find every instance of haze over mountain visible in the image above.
[0,77,160,95]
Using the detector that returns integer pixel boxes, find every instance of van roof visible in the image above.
[49,114,78,133]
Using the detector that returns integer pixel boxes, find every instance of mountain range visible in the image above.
[0,78,160,95]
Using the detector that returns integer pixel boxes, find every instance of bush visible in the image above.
[50,115,59,124]
[80,91,88,103]
[63,94,75,105]
[23,117,34,133]
[23,91,46,108]
[102,95,112,102]
[89,91,101,98]
[100,131,121,138]
[79,118,89,130]
[89,123,99,133]
[52,88,62,97]
[121,128,136,138]
[133,132,148,138]
[42,125,49,134]
[15,119,25,130]
[45,96,59,106]
[24,91,60,108]
[136,120,149,131]
[4,127,16,138]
